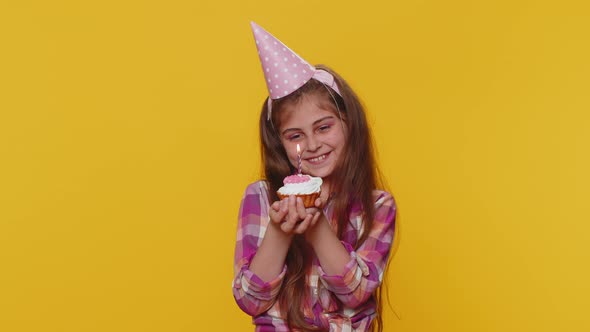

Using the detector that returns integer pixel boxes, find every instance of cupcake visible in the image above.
[277,174,322,208]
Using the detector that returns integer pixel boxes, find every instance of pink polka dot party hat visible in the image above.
[250,21,341,118]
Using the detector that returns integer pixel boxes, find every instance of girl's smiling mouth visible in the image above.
[306,152,330,165]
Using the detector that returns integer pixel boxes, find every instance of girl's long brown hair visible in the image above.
[259,65,387,332]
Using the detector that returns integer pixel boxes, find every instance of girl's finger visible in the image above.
[271,201,281,212]
[270,198,290,224]
[296,197,308,220]
[314,197,323,208]
[287,195,300,223]
[293,214,312,234]
[269,206,287,224]
[280,216,297,233]
[310,211,321,227]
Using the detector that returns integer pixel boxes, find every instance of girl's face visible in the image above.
[277,93,347,183]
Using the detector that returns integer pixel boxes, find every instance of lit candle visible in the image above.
[296,144,302,175]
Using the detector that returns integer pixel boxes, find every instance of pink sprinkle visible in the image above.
[283,174,310,184]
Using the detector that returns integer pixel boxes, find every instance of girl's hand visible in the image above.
[269,199,288,226]
[269,196,321,235]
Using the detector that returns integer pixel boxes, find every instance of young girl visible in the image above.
[233,22,396,332]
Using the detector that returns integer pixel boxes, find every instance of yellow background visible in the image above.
[1,0,589,331]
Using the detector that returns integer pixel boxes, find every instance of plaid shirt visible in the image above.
[233,181,396,331]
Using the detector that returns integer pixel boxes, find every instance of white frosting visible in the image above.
[277,176,322,195]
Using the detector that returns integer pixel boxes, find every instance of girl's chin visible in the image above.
[306,168,334,179]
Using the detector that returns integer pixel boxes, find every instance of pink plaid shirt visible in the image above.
[233,181,396,331]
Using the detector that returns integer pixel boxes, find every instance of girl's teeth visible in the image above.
[310,154,327,162]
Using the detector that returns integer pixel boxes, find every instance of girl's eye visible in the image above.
[318,125,331,132]
[288,133,302,141]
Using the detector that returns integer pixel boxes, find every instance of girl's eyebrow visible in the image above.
[281,116,334,136]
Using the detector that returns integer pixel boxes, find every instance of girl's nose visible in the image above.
[306,136,321,152]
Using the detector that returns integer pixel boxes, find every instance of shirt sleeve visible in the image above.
[232,181,287,316]
[317,191,397,308]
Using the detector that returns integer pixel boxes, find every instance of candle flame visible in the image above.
[296,144,300,154]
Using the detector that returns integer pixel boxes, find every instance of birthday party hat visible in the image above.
[250,21,341,118]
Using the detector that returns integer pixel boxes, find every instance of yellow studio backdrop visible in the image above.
[0,0,588,331]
